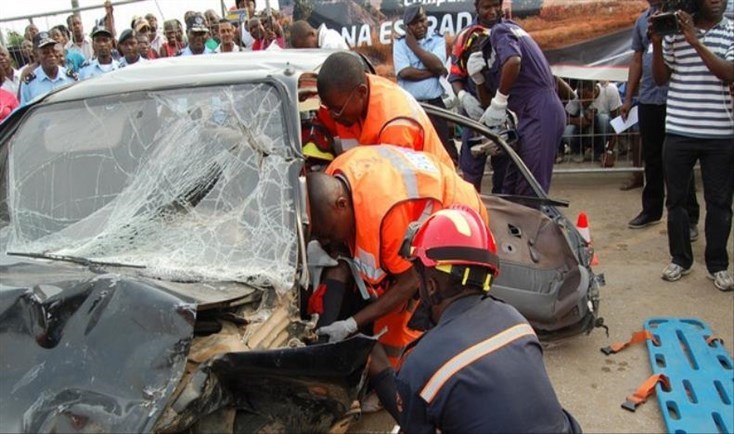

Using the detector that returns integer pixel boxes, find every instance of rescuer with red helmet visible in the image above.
[395,206,582,433]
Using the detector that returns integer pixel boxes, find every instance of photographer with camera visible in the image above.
[623,0,700,234]
[650,0,734,291]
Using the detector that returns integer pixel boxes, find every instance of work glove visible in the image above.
[466,51,486,85]
[479,91,509,129]
[307,240,338,289]
[316,317,358,342]
[457,90,484,121]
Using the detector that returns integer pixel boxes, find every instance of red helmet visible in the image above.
[401,206,499,290]
[451,25,490,74]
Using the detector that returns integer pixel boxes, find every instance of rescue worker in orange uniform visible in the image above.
[397,206,582,433]
[315,51,455,169]
[306,145,486,422]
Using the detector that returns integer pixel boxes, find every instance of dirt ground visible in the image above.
[350,170,734,433]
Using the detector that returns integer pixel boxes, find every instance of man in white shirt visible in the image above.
[215,20,242,52]
[289,20,349,50]
[66,14,94,60]
[145,13,165,53]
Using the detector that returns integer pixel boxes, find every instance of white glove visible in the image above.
[458,90,484,121]
[316,317,358,342]
[466,51,486,85]
[479,92,509,128]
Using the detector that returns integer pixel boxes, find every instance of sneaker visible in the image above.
[707,270,734,291]
[689,225,699,242]
[661,263,692,282]
[628,213,661,229]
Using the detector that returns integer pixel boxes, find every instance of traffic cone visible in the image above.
[576,212,600,266]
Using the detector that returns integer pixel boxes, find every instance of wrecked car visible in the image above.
[0,50,601,433]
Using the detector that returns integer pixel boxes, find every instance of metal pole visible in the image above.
[0,0,147,24]
[72,0,81,18]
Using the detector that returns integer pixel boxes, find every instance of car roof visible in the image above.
[43,49,341,103]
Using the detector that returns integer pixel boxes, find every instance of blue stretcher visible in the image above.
[644,317,734,434]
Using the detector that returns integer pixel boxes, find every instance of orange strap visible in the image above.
[601,330,658,355]
[706,335,724,346]
[621,373,670,412]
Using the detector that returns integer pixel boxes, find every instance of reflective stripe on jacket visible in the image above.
[326,145,487,287]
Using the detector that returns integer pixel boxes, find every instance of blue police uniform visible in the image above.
[393,32,446,101]
[118,56,148,68]
[396,294,580,434]
[393,31,458,163]
[78,58,120,80]
[177,46,215,56]
[19,65,78,106]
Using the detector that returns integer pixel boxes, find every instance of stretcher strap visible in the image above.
[601,330,658,355]
[705,335,724,346]
[621,373,669,412]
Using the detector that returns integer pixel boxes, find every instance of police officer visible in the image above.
[397,206,582,433]
[19,32,78,106]
[118,29,147,67]
[78,25,119,80]
[178,15,215,56]
[393,4,458,165]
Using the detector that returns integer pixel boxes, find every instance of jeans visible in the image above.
[663,133,734,273]
[562,113,612,160]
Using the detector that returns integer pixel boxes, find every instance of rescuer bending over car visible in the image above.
[305,145,486,421]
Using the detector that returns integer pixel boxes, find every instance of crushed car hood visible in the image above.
[0,260,196,433]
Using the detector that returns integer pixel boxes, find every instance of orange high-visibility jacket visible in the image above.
[326,145,487,366]
[318,74,455,169]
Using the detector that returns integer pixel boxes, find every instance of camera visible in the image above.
[651,0,699,35]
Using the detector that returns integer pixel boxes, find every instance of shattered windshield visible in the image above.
[5,82,299,290]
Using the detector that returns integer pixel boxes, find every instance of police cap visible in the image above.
[33,32,57,49]
[118,29,137,44]
[403,4,424,26]
[91,25,113,39]
[186,14,208,33]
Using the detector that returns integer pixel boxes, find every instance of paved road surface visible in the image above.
[350,171,734,433]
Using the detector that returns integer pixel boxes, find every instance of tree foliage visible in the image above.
[3,30,24,48]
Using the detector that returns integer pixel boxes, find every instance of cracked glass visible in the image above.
[4,83,299,292]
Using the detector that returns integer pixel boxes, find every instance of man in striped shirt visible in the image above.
[651,0,734,291]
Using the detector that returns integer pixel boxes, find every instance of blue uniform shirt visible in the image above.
[78,58,120,80]
[19,65,77,106]
[632,7,668,105]
[393,32,447,101]
[396,295,577,434]
[178,46,215,56]
[118,56,148,68]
